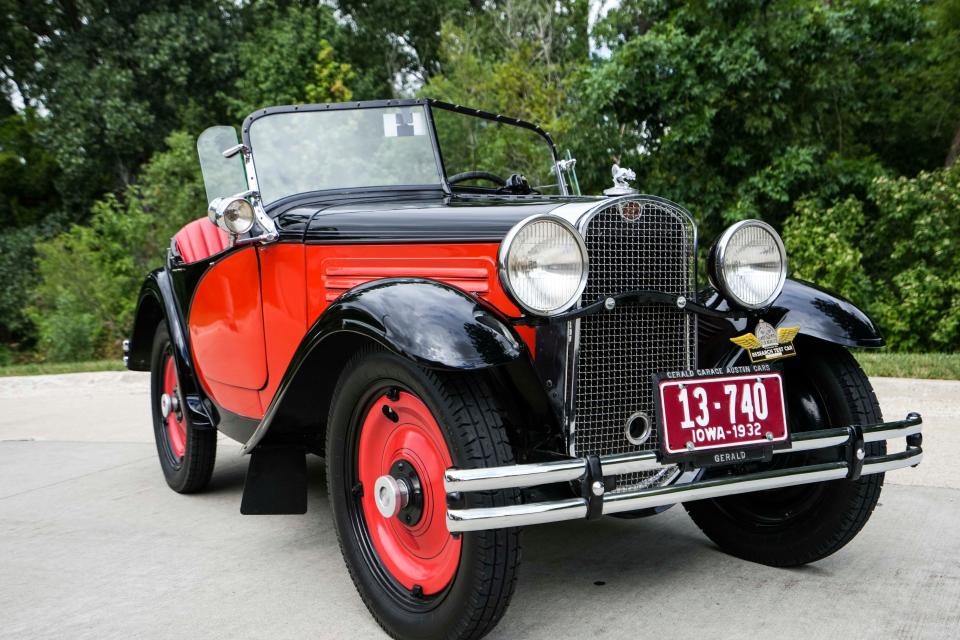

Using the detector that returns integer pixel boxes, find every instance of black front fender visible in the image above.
[243,278,529,452]
[766,279,883,348]
[320,278,525,370]
[126,268,215,428]
[699,278,883,366]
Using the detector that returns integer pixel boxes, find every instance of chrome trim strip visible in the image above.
[863,422,922,443]
[598,451,662,476]
[776,430,849,453]
[444,458,586,492]
[602,463,849,516]
[447,499,587,531]
[861,450,924,475]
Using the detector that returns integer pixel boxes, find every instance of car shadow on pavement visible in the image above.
[215,452,826,584]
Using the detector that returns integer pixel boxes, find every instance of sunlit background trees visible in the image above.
[1,0,958,362]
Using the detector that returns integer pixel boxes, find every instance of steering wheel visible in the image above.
[447,171,508,187]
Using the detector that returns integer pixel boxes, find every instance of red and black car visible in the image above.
[124,99,924,640]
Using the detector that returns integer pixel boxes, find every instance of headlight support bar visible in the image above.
[512,287,749,326]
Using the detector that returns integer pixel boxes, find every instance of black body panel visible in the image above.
[242,278,531,453]
[272,192,595,243]
[698,277,884,367]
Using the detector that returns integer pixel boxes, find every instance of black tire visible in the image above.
[684,342,885,567]
[150,323,216,493]
[326,345,521,640]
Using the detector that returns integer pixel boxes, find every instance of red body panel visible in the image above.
[257,243,308,407]
[302,243,534,356]
[189,247,268,419]
[191,241,533,422]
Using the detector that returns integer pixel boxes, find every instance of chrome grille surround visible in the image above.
[568,196,697,492]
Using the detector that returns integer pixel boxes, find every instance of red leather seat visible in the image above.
[175,218,230,264]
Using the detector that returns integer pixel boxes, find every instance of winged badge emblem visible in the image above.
[730,321,800,363]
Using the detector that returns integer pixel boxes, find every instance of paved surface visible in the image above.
[1,372,958,639]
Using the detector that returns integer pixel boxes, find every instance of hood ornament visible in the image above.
[604,163,638,196]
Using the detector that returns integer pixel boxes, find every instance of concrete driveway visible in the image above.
[1,372,958,639]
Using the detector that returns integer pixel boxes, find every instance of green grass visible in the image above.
[0,353,957,380]
[855,352,960,381]
[0,359,126,377]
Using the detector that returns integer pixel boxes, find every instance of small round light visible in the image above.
[221,198,255,234]
[499,215,588,316]
[710,220,787,309]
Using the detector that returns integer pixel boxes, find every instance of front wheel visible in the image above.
[685,342,885,567]
[149,323,216,493]
[326,346,520,640]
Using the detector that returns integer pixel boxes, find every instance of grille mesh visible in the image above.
[572,198,696,491]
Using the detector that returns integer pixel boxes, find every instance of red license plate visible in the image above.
[658,372,788,456]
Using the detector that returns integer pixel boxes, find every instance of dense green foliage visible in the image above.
[0,0,957,362]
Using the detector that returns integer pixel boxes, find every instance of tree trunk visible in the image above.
[946,121,960,167]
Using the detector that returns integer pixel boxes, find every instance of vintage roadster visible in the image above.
[124,99,924,640]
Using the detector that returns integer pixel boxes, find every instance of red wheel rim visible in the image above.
[357,391,460,595]
[162,354,186,459]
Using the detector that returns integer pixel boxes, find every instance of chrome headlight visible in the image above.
[709,220,787,309]
[207,195,255,235]
[499,215,588,316]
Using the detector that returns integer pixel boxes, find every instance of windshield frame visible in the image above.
[240,98,568,211]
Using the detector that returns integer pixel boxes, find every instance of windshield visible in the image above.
[431,106,562,195]
[243,101,563,205]
[248,105,442,204]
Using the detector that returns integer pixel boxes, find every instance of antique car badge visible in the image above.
[730,320,801,362]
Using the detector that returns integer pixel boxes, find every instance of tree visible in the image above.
[0,1,238,212]
[306,41,355,104]
[420,1,590,189]
[225,3,381,120]
[578,0,959,237]
[29,131,206,361]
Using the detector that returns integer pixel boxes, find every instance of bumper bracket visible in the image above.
[845,424,866,481]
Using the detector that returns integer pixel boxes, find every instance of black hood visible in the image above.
[273,190,602,243]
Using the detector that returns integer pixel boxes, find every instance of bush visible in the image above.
[865,165,960,352]
[0,229,42,350]
[28,195,151,361]
[783,196,871,304]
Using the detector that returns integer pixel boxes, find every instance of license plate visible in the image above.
[657,372,788,457]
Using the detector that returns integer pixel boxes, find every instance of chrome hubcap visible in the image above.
[374,474,411,519]
[160,392,180,419]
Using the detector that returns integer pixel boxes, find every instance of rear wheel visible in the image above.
[685,342,885,567]
[150,323,216,493]
[326,346,520,640]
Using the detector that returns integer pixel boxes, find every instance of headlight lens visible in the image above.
[710,220,787,309]
[221,198,255,234]
[208,196,255,235]
[499,216,588,315]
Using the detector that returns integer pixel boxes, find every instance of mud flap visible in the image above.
[240,445,308,515]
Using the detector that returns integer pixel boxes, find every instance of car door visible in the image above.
[188,245,269,418]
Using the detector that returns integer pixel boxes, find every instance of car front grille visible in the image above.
[571,197,697,491]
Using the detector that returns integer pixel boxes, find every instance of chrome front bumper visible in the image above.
[444,413,923,533]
